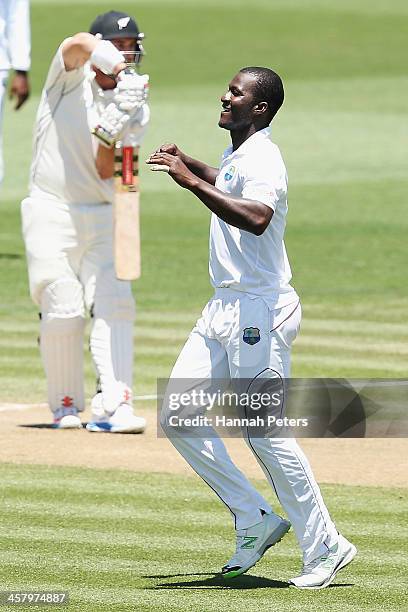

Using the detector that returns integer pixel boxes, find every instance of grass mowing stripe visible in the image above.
[0,495,233,523]
[0,550,234,575]
[0,473,211,499]
[0,315,196,333]
[301,319,408,336]
[0,348,177,364]
[293,353,407,374]
[297,336,408,355]
[0,527,226,553]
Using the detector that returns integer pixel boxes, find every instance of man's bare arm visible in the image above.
[190,180,272,235]
[146,151,272,236]
[61,33,126,74]
[95,143,115,180]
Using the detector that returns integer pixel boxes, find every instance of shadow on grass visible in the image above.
[18,423,143,434]
[144,572,289,590]
[0,253,22,259]
[19,424,56,429]
[144,573,355,591]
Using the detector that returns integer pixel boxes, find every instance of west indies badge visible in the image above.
[243,327,261,345]
[224,165,236,181]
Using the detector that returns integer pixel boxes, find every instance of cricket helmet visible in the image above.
[89,10,145,64]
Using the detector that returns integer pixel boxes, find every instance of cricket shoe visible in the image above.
[221,512,291,578]
[86,395,146,433]
[289,534,357,589]
[53,407,82,429]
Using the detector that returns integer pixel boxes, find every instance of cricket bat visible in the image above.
[113,137,141,280]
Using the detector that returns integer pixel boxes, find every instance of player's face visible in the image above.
[111,37,144,67]
[219,72,259,131]
[111,37,138,52]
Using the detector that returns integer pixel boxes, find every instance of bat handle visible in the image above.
[122,146,134,186]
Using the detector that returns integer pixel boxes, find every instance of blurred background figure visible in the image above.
[0,0,31,184]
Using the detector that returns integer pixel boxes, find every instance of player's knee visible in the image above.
[40,278,85,322]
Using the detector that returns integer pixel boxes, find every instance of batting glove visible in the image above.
[113,72,149,112]
[92,103,130,147]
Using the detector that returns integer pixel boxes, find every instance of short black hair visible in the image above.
[239,66,284,122]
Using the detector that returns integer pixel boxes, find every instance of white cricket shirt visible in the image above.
[210,127,298,308]
[29,41,149,204]
[0,0,30,71]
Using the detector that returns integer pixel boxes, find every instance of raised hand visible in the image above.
[146,151,198,188]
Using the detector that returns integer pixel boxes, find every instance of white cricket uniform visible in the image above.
[162,128,338,564]
[0,0,31,183]
[21,41,149,415]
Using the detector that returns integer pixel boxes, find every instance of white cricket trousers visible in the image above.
[161,289,338,563]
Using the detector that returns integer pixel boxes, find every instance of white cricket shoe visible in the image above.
[289,534,357,589]
[53,407,82,429]
[86,396,146,434]
[221,513,291,578]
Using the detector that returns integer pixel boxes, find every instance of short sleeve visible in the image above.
[241,150,287,211]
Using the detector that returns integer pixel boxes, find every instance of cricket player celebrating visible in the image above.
[21,11,149,432]
[0,0,30,184]
[147,67,357,588]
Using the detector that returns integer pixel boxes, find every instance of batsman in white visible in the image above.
[147,68,357,588]
[21,10,149,432]
[0,0,30,184]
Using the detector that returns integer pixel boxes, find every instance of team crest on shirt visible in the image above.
[224,165,236,181]
[243,327,261,345]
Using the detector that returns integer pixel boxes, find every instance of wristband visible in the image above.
[90,40,124,75]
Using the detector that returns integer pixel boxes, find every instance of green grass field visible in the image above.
[0,1,407,610]
[0,463,407,612]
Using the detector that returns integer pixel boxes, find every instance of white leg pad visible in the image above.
[40,278,86,413]
[90,295,135,414]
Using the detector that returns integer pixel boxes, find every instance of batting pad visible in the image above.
[90,299,134,414]
[40,278,86,413]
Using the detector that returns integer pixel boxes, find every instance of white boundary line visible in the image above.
[0,403,48,412]
[0,395,160,412]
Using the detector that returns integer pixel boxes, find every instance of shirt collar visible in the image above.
[223,127,271,159]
